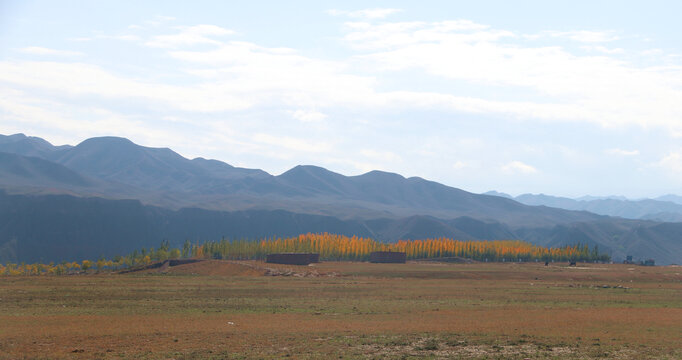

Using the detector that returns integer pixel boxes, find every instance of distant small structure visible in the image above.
[623,255,635,264]
[266,253,319,265]
[641,259,655,266]
[369,251,406,263]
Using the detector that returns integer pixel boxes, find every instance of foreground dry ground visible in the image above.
[1,261,681,359]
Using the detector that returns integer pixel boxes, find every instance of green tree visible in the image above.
[182,240,191,258]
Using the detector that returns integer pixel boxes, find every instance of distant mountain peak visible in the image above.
[357,170,405,180]
[483,191,513,199]
[0,133,64,157]
[575,195,629,202]
[293,164,331,172]
[76,136,136,147]
[279,165,342,178]
[656,194,682,205]
[2,133,27,140]
[191,157,234,166]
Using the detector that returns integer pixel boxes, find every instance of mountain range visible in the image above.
[485,191,682,222]
[0,133,680,264]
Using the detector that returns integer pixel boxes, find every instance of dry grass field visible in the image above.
[1,260,681,359]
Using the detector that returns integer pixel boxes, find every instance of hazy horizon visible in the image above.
[2,1,682,198]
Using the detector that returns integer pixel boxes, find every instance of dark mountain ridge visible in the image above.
[0,191,674,264]
[0,133,71,158]
[0,152,93,188]
[0,191,514,263]
[0,134,604,227]
[49,137,270,192]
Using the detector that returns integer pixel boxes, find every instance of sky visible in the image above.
[1,0,682,198]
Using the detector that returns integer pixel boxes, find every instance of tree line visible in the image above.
[0,233,610,275]
[197,233,609,262]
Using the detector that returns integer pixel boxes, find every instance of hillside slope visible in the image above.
[0,191,678,264]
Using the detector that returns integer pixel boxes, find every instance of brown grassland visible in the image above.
[0,260,680,359]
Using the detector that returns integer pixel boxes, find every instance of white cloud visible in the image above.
[68,37,92,42]
[17,47,83,57]
[252,133,333,153]
[290,109,327,122]
[583,45,625,54]
[4,17,682,145]
[0,61,255,112]
[146,24,235,48]
[69,34,140,43]
[343,20,502,50]
[360,149,402,163]
[143,15,177,27]
[641,48,663,56]
[547,30,619,43]
[0,88,182,146]
[452,161,467,170]
[101,34,141,42]
[654,152,682,173]
[501,161,538,174]
[327,8,403,20]
[167,41,378,108]
[343,20,682,130]
[155,15,176,22]
[605,148,639,156]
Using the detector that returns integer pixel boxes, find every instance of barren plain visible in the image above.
[1,261,680,359]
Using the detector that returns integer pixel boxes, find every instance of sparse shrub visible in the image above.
[81,260,92,271]
[417,338,439,351]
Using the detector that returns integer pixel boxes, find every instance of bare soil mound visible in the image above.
[121,259,266,276]
[162,260,266,276]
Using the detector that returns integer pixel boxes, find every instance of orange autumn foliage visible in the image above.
[197,233,604,262]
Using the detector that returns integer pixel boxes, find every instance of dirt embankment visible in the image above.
[121,259,339,277]
[121,259,264,276]
[160,260,266,276]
